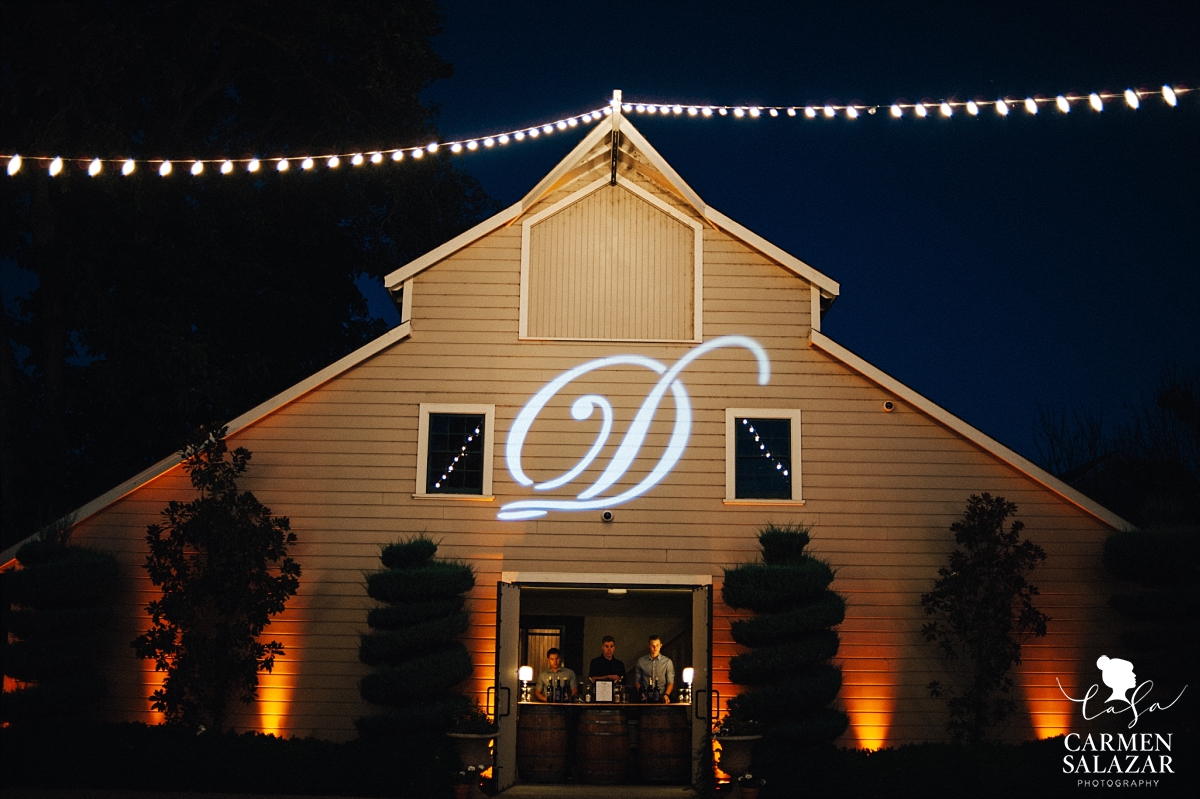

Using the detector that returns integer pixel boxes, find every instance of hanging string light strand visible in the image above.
[4,83,1191,178]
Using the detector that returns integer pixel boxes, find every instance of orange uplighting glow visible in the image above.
[1021,654,1079,739]
[257,669,296,736]
[840,643,898,750]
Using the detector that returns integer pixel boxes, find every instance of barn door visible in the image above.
[691,583,712,782]
[494,582,521,791]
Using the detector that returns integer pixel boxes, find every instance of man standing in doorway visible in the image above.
[588,635,627,683]
[534,647,578,702]
[635,634,674,703]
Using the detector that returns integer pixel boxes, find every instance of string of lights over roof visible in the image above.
[4,84,1190,178]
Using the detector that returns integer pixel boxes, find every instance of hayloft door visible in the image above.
[494,581,521,791]
[692,584,712,781]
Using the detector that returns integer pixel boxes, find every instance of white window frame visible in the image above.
[415,403,496,500]
[724,408,803,505]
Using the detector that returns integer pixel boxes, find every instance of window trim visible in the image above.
[724,408,804,505]
[415,403,496,500]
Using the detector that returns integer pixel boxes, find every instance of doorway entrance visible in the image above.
[494,574,712,792]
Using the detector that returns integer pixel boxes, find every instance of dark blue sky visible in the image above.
[419,0,1199,462]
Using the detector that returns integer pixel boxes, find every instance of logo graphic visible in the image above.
[1057,655,1187,729]
[498,335,770,520]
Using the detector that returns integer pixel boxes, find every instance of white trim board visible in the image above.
[501,572,713,586]
[1,322,414,566]
[808,329,1131,531]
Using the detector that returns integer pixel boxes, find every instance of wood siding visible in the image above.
[526,182,695,341]
[58,156,1119,748]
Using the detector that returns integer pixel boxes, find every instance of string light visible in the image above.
[741,419,790,478]
[433,426,482,491]
[5,86,1189,179]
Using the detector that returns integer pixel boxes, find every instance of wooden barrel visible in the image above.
[516,705,569,783]
[576,706,629,784]
[637,706,691,783]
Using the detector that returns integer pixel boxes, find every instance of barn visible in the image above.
[2,94,1126,790]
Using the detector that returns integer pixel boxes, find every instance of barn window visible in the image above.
[724,409,803,503]
[415,404,495,499]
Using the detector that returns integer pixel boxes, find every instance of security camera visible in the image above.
[883,401,895,412]
[601,511,614,523]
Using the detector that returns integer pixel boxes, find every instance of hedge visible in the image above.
[366,597,467,631]
[725,663,843,722]
[365,562,476,603]
[729,591,846,647]
[721,560,835,611]
[358,611,471,664]
[359,643,474,707]
[728,631,840,685]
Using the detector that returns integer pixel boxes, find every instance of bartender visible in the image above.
[588,635,626,683]
[634,634,675,703]
[534,648,578,702]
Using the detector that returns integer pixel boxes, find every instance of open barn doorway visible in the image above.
[493,575,712,792]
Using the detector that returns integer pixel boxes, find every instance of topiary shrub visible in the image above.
[721,522,849,770]
[0,521,119,727]
[356,535,476,740]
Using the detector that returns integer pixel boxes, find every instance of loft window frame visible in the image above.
[414,403,496,501]
[724,407,804,505]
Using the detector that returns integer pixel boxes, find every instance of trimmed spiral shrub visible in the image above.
[0,529,119,727]
[722,522,850,762]
[355,536,476,739]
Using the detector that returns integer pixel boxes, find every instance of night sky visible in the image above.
[416,0,1199,463]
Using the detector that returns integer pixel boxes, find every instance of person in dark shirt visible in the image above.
[588,635,626,683]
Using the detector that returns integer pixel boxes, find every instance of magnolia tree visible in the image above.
[132,428,300,730]
[921,493,1049,744]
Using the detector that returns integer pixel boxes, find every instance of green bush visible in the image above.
[728,631,840,684]
[725,664,843,721]
[366,596,466,630]
[357,535,478,740]
[358,611,471,664]
[758,522,811,564]
[720,560,835,611]
[730,591,846,646]
[365,561,476,603]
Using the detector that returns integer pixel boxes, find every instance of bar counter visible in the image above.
[516,701,692,785]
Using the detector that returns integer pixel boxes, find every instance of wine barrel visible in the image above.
[576,706,629,784]
[637,706,690,783]
[516,705,569,783]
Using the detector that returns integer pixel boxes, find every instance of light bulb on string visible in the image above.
[120,158,135,176]
[1124,89,1139,109]
[995,99,1009,116]
[804,106,816,118]
[769,107,779,117]
[541,125,553,134]
[1089,93,1104,111]
[514,130,526,140]
[391,150,403,161]
[915,103,928,118]
[1024,97,1038,114]
[6,154,20,175]
[939,102,953,117]
[498,134,509,143]
[220,160,233,174]
[466,140,478,151]
[301,157,314,170]
[49,157,63,176]
[890,104,903,117]
[276,159,289,172]
[327,155,339,168]
[351,153,364,166]
[823,104,835,118]
[158,160,171,177]
[247,159,260,172]
[484,137,495,147]
[733,107,745,118]
[787,107,796,116]
[88,158,102,176]
[718,107,728,116]
[1163,85,1177,106]
[370,152,383,164]
[846,106,858,119]
[702,107,713,117]
[412,148,424,158]
[749,107,761,117]
[567,116,578,126]
[190,160,203,176]
[450,143,462,153]
[1056,95,1070,113]
[528,128,539,138]
[966,100,979,116]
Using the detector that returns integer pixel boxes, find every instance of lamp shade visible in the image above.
[682,667,694,685]
[518,665,534,682]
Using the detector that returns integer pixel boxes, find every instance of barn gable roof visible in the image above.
[2,98,1132,565]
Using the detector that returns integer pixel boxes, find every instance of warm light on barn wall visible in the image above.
[499,336,771,521]
[5,84,1188,178]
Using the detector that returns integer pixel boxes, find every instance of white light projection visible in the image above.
[499,336,771,520]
